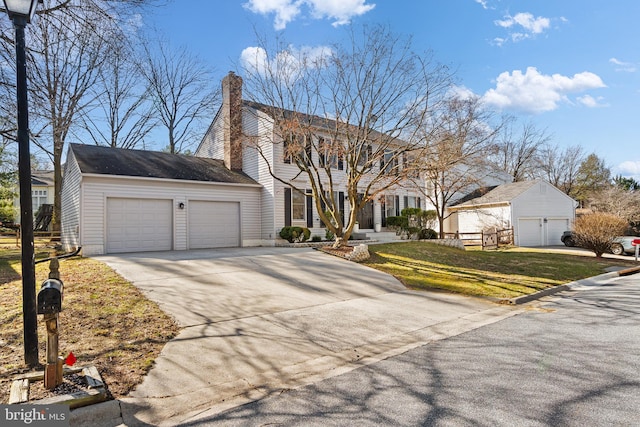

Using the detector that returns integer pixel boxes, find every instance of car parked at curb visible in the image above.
[610,236,640,255]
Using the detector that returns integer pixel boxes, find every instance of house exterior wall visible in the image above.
[61,151,83,251]
[455,205,511,232]
[68,174,261,256]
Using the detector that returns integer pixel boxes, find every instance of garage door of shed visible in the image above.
[518,218,542,247]
[188,201,240,249]
[106,198,173,253]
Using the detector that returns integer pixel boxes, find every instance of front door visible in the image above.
[356,194,374,229]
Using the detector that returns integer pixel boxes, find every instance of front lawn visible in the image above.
[363,242,638,299]
[0,243,179,402]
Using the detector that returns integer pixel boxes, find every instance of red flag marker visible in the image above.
[65,352,76,366]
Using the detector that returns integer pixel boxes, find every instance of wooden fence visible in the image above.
[443,227,514,249]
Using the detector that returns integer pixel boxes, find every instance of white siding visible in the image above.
[78,175,261,256]
[456,205,511,232]
[512,181,575,246]
[511,182,575,222]
[195,109,225,160]
[61,151,82,252]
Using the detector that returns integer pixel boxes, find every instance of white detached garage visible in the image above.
[447,180,577,247]
[61,144,262,256]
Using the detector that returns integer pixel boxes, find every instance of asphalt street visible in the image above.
[182,273,640,426]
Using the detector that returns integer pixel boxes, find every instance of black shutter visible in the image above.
[417,197,421,209]
[395,196,400,216]
[381,197,387,227]
[403,196,408,212]
[306,190,313,228]
[284,188,292,227]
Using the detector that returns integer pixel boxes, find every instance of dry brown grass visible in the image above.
[0,242,179,403]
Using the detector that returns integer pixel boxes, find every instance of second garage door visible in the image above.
[188,201,240,249]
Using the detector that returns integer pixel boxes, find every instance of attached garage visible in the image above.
[61,144,263,256]
[448,180,577,248]
[188,201,240,249]
[106,198,173,253]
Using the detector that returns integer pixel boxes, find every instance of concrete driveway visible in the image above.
[94,247,519,426]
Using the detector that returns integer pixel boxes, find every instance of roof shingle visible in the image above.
[69,143,258,186]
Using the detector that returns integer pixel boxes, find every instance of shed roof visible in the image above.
[452,180,539,208]
[69,143,259,186]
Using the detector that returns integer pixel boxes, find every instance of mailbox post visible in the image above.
[37,258,64,389]
[633,239,640,262]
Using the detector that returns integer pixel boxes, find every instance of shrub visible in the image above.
[311,235,322,242]
[325,228,335,241]
[279,226,311,243]
[573,213,628,257]
[419,228,438,239]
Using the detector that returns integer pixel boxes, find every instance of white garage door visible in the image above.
[547,218,570,246]
[188,201,240,249]
[107,198,172,253]
[518,218,542,247]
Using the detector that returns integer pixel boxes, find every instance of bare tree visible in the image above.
[0,0,161,231]
[589,185,640,224]
[536,143,585,196]
[78,36,156,149]
[241,25,452,247]
[138,36,217,154]
[26,6,117,231]
[415,95,502,238]
[490,119,550,182]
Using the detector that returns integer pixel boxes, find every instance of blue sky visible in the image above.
[148,0,640,181]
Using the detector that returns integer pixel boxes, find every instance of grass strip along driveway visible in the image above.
[364,241,637,299]
[0,242,179,403]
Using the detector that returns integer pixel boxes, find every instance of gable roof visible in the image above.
[243,100,407,145]
[451,180,540,208]
[69,143,259,186]
[32,170,55,186]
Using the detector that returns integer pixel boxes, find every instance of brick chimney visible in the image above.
[222,71,243,170]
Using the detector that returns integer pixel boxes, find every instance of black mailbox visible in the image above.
[37,278,64,315]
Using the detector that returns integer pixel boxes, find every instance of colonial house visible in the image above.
[194,72,425,242]
[61,72,574,255]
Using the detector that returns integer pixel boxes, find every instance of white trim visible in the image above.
[80,173,262,188]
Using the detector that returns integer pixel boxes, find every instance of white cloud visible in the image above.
[448,85,477,100]
[241,44,333,79]
[243,0,301,30]
[307,0,375,26]
[577,94,608,108]
[494,12,551,43]
[617,161,640,181]
[609,57,637,73]
[243,0,375,30]
[482,67,606,114]
[475,0,488,9]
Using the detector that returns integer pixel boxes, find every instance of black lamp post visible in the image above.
[3,0,40,367]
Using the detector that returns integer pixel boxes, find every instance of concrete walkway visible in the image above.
[91,247,519,426]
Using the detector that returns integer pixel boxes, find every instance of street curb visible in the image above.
[70,399,124,427]
[507,268,637,305]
